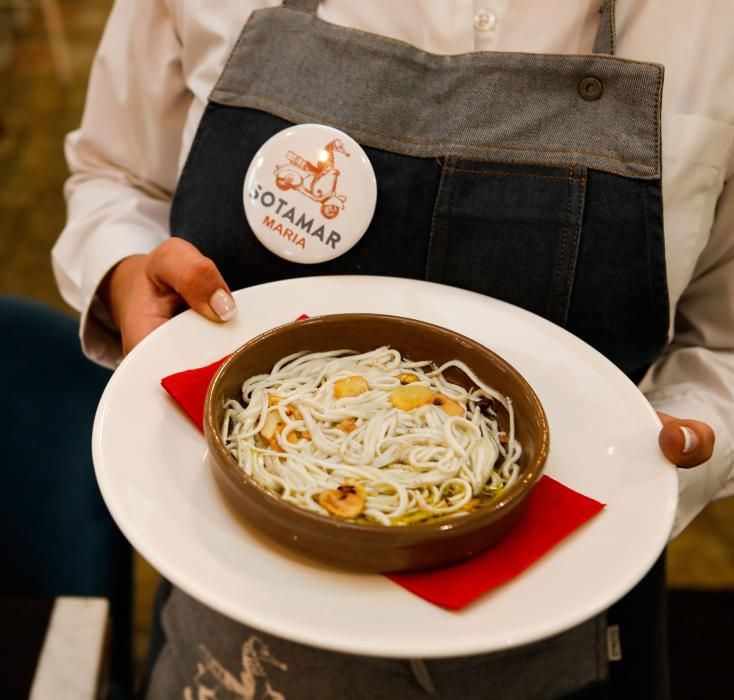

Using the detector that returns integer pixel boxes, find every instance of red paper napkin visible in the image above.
[161,350,604,610]
[386,476,603,609]
[161,356,232,433]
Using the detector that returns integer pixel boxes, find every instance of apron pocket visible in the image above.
[427,158,669,379]
[566,170,669,380]
[426,159,587,328]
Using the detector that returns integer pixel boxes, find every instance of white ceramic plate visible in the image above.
[92,276,677,658]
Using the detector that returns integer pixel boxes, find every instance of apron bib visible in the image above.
[171,0,668,382]
[150,1,671,697]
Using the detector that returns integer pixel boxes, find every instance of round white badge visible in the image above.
[243,124,377,264]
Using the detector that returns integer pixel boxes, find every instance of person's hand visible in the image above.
[657,412,715,468]
[100,238,237,356]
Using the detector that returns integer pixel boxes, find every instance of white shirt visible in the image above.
[52,0,734,536]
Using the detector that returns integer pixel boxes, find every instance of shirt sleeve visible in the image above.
[51,0,189,368]
[641,171,734,538]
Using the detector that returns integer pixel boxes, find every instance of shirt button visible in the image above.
[474,8,497,32]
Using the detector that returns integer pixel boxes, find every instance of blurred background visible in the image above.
[1,1,732,697]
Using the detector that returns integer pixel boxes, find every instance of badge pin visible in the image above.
[243,124,377,264]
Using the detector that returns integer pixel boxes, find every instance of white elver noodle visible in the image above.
[221,346,522,525]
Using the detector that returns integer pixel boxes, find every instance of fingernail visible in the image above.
[209,289,237,321]
[680,426,698,454]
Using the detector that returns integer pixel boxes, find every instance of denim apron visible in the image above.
[147,1,671,697]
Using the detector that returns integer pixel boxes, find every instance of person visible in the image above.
[52,1,733,697]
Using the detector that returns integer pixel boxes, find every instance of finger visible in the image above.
[657,413,715,469]
[121,291,181,356]
[119,273,183,356]
[148,238,237,323]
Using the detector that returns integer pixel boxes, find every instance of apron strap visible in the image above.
[282,0,319,14]
[593,0,617,55]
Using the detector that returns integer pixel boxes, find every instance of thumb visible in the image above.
[657,412,715,469]
[148,238,237,323]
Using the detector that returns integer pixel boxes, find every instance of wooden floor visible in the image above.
[2,0,733,687]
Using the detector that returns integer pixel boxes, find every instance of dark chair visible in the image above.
[0,295,132,698]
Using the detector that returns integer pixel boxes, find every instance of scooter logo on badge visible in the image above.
[274,139,349,219]
[243,124,376,264]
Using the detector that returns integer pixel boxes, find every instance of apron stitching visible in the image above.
[598,610,609,682]
[608,0,617,56]
[594,622,606,680]
[654,69,664,171]
[431,164,458,282]
[442,165,569,181]
[561,168,586,327]
[211,92,659,169]
[642,183,654,352]
[550,168,574,324]
[642,182,669,357]
[425,159,452,280]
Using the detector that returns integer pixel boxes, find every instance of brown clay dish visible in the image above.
[205,313,549,572]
